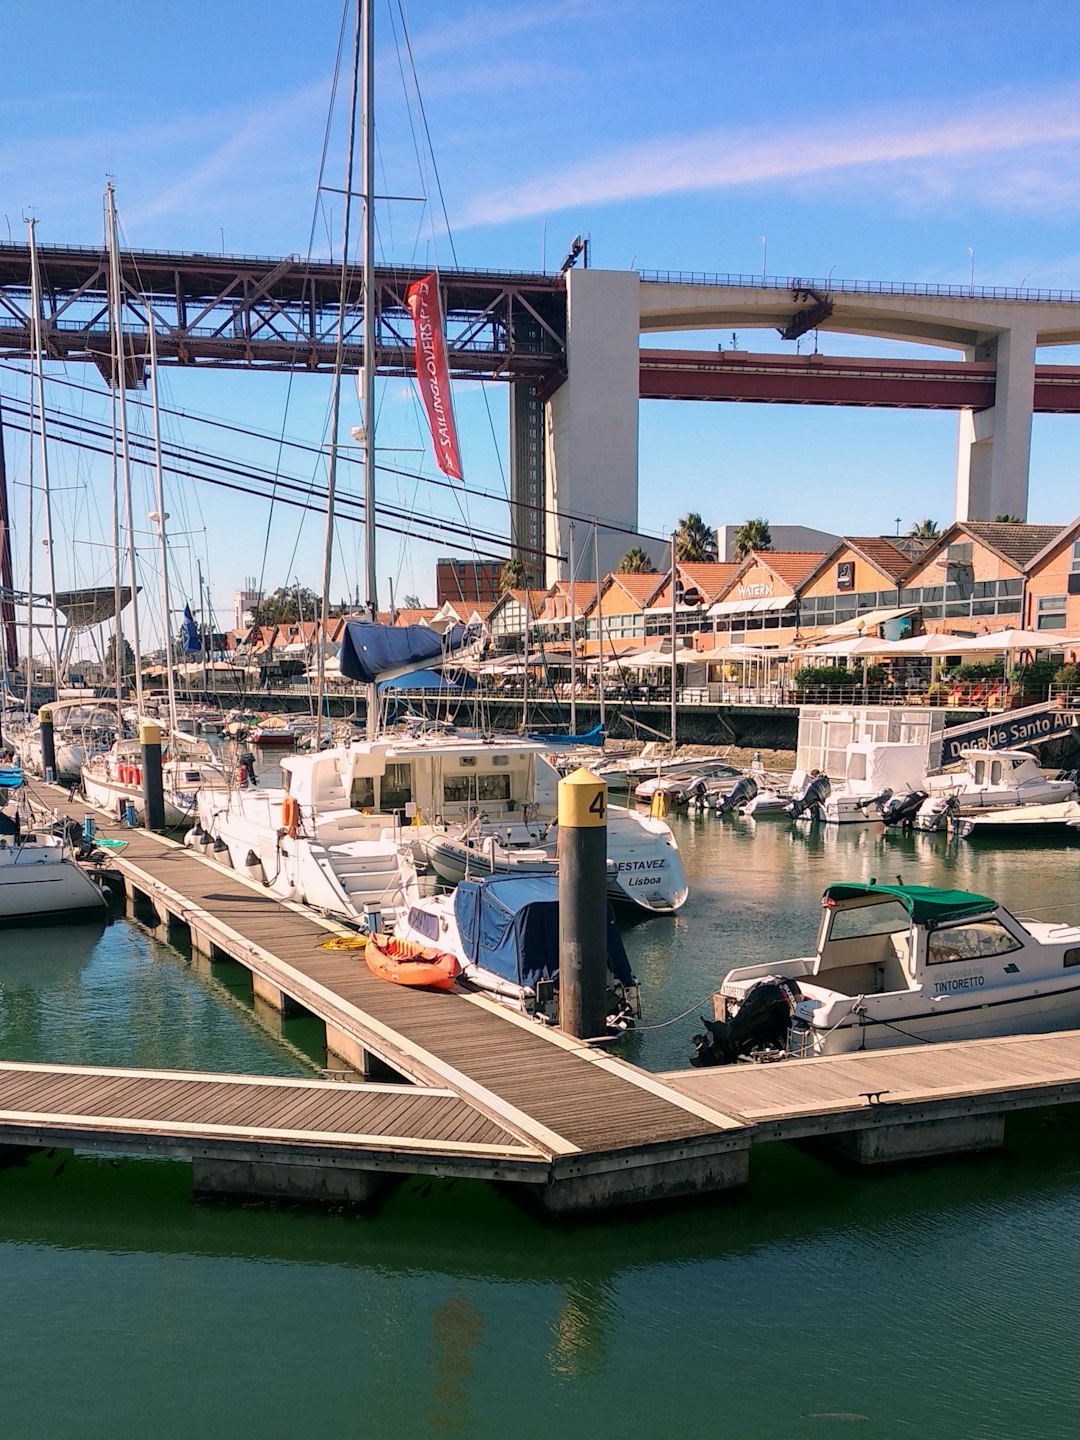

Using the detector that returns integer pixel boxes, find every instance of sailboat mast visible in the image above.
[145,297,178,736]
[669,532,677,749]
[568,522,577,735]
[592,521,605,730]
[26,219,63,699]
[106,182,144,713]
[316,0,362,745]
[360,0,377,617]
[109,384,123,703]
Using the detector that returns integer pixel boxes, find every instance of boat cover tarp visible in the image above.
[824,882,996,925]
[453,873,633,987]
[526,723,605,747]
[338,622,476,683]
[378,668,475,692]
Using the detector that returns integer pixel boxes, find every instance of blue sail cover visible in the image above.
[526,723,605,747]
[453,873,633,988]
[338,622,476,683]
[378,668,476,692]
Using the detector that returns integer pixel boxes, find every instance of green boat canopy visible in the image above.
[823,882,997,925]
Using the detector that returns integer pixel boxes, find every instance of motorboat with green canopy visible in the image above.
[692,879,1080,1065]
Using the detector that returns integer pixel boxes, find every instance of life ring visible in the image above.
[281,796,300,837]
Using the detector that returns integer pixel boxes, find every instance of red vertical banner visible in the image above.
[405,272,464,482]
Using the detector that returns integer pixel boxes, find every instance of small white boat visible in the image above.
[913,748,1078,833]
[788,742,930,825]
[0,793,108,923]
[694,881,1080,1064]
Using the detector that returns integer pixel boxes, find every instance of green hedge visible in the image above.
[792,664,885,689]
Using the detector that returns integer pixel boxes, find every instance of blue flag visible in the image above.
[181,602,201,653]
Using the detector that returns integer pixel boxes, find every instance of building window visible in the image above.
[1037,595,1068,630]
[1072,540,1080,574]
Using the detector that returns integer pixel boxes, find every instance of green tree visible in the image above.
[673,512,719,563]
[401,593,423,609]
[734,517,772,559]
[617,546,656,574]
[993,514,1024,523]
[908,519,940,538]
[104,632,136,681]
[252,585,320,625]
[499,557,528,594]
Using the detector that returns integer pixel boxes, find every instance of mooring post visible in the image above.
[140,720,166,831]
[558,766,609,1039]
[38,705,56,782]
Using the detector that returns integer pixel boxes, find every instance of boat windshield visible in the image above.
[828,898,911,942]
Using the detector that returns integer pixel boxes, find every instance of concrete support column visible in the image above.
[956,324,1037,520]
[325,1022,404,1082]
[539,1141,750,1214]
[544,269,641,585]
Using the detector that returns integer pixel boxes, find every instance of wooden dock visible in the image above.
[15,779,1080,1210]
[22,781,744,1211]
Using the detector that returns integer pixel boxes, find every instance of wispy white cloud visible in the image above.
[457,86,1080,226]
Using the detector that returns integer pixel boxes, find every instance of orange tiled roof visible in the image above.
[750,550,826,588]
[840,537,912,583]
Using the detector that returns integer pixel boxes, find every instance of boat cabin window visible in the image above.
[349,774,376,809]
[991,759,1003,784]
[443,773,511,805]
[828,899,911,942]
[1064,949,1080,968]
[381,762,413,812]
[973,758,987,785]
[927,919,1022,964]
[407,907,440,942]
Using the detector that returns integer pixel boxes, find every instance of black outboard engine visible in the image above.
[880,789,929,828]
[686,776,712,810]
[716,774,758,815]
[691,977,802,1066]
[786,773,831,820]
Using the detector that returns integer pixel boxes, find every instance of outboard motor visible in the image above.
[881,789,929,828]
[686,776,712,813]
[238,750,258,787]
[691,977,802,1066]
[858,787,893,815]
[786,773,831,820]
[716,774,758,815]
[914,794,957,832]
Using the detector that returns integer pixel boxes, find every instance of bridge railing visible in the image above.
[638,270,1080,304]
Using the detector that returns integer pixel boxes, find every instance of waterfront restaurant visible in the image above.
[895,520,1062,634]
[707,550,825,649]
[642,562,740,641]
[796,537,913,641]
[1023,515,1080,636]
[579,571,667,656]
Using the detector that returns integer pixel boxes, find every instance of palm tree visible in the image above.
[733,517,772,559]
[499,557,528,594]
[993,514,1024,524]
[908,519,940,538]
[674,512,719,563]
[617,546,656,574]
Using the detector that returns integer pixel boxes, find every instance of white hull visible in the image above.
[81,771,194,827]
[0,844,107,922]
[811,983,1080,1054]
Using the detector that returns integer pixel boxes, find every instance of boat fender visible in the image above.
[243,849,264,883]
[211,836,231,865]
[185,825,203,850]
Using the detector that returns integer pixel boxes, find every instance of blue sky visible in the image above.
[3,0,1080,635]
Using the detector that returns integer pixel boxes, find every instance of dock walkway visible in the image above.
[25,781,741,1209]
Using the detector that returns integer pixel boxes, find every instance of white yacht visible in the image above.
[0,786,108,923]
[912,748,1078,833]
[9,699,125,782]
[82,731,230,827]
[788,741,930,825]
[693,881,1080,1063]
[195,728,689,924]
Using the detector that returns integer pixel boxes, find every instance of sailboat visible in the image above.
[0,773,108,923]
[195,1,689,921]
[80,183,228,825]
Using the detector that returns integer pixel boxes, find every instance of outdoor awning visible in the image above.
[55,586,135,629]
[821,606,917,639]
[708,595,795,617]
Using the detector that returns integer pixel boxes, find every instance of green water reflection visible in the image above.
[2,818,1080,1437]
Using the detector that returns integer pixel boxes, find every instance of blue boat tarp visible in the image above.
[453,873,633,989]
[338,621,477,684]
[0,765,23,790]
[526,723,605,747]
[379,668,466,692]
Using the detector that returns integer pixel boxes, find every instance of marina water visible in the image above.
[2,814,1080,1437]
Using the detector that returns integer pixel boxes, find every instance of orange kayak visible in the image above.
[365,933,460,991]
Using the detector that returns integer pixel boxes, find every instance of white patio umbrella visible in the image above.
[944,628,1077,654]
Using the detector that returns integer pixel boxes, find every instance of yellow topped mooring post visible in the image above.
[558,767,608,1039]
[37,705,56,782]
[139,720,166,832]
